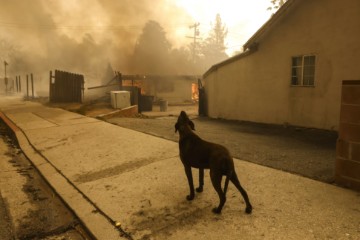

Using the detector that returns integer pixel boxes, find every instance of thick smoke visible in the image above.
[0,0,192,91]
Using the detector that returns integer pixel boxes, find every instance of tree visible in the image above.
[267,0,287,11]
[169,47,195,74]
[199,14,229,70]
[130,20,172,74]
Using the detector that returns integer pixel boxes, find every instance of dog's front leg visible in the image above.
[184,166,195,200]
[196,168,204,192]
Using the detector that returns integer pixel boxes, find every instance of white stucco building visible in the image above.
[203,0,360,130]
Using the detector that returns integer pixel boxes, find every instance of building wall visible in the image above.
[204,0,360,130]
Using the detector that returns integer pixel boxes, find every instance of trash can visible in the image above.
[139,95,154,112]
[159,100,168,112]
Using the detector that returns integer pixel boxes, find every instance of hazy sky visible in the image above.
[1,0,272,55]
[173,0,273,54]
[0,0,274,76]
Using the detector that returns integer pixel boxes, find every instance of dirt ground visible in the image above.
[49,98,338,184]
[0,120,91,240]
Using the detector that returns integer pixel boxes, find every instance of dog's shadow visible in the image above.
[131,201,216,235]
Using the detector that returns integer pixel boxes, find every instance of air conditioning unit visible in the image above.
[110,91,131,109]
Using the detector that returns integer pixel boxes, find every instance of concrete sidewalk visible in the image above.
[0,95,359,240]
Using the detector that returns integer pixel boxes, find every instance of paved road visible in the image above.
[108,104,337,183]
[1,95,359,240]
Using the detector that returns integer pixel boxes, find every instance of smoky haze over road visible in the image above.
[0,0,194,85]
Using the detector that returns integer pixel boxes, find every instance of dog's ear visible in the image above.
[175,122,179,133]
[180,111,187,117]
[189,120,195,131]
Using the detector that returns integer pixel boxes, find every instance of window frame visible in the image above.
[291,55,316,87]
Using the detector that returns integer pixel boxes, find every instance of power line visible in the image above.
[186,22,201,63]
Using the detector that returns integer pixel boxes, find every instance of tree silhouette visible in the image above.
[130,20,172,74]
[267,0,287,11]
[199,14,229,70]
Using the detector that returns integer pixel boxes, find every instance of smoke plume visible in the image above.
[0,0,192,88]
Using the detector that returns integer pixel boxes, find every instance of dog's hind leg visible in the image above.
[210,170,226,214]
[196,168,204,192]
[230,171,253,214]
[184,165,195,200]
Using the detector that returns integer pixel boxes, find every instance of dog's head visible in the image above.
[175,111,195,133]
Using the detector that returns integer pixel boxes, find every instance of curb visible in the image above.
[0,111,129,240]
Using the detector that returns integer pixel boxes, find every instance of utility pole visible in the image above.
[187,22,201,63]
[4,61,8,92]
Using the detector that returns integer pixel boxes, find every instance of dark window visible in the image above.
[291,55,315,86]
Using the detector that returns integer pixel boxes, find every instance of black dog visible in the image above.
[175,111,252,214]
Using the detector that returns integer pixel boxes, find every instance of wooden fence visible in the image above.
[13,74,34,99]
[49,70,84,103]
